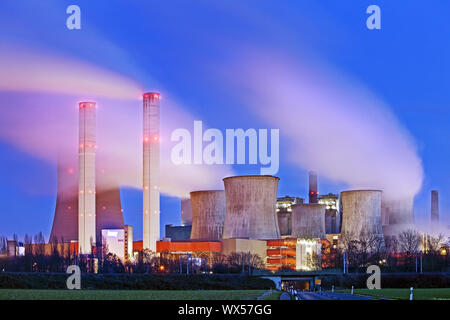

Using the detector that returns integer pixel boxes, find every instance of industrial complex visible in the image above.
[5,92,446,273]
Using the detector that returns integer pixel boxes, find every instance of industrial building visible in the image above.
[276,196,304,236]
[318,193,340,234]
[222,175,280,240]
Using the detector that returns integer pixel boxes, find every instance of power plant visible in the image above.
[78,102,97,254]
[143,92,160,252]
[39,93,442,273]
[340,190,383,238]
[291,204,326,239]
[190,190,225,241]
[222,175,280,240]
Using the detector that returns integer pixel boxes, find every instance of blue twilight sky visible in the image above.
[0,0,449,241]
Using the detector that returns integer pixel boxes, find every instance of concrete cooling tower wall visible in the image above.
[291,204,326,239]
[190,190,226,241]
[381,196,415,236]
[222,175,280,240]
[340,190,384,237]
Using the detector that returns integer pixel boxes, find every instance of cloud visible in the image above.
[0,47,233,198]
[221,50,423,200]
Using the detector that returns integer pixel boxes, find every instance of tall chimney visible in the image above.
[143,92,160,252]
[431,190,439,223]
[309,171,318,204]
[78,102,96,254]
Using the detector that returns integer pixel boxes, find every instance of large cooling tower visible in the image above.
[222,175,280,240]
[381,196,415,236]
[190,190,226,240]
[143,92,160,252]
[49,160,78,243]
[49,162,124,245]
[291,204,326,239]
[181,198,193,226]
[340,190,384,237]
[49,163,124,245]
[277,213,291,236]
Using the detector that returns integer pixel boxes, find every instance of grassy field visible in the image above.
[338,288,450,300]
[0,289,271,300]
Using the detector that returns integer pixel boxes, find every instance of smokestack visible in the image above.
[431,190,439,223]
[309,171,318,204]
[78,102,96,254]
[143,92,160,252]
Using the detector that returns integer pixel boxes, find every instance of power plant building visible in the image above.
[143,92,160,252]
[190,190,226,241]
[222,175,280,240]
[308,171,318,204]
[291,204,326,239]
[276,196,304,236]
[318,193,340,234]
[340,190,384,238]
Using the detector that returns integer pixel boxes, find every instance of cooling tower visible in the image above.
[49,161,124,245]
[309,171,318,204]
[143,92,160,252]
[277,213,291,236]
[222,175,280,240]
[49,159,78,243]
[190,190,226,240]
[340,190,383,237]
[78,102,96,254]
[181,198,193,226]
[291,204,326,239]
[431,190,439,223]
[381,196,415,236]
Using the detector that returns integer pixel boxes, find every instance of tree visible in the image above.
[398,229,420,254]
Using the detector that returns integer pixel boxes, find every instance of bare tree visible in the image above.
[398,229,420,254]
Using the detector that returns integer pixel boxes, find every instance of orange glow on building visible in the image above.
[157,241,221,253]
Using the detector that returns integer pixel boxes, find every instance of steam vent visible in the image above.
[340,190,384,237]
[222,175,280,240]
[291,204,326,239]
[190,190,226,240]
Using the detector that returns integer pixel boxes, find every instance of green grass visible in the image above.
[0,289,267,300]
[338,288,450,300]
[261,290,282,300]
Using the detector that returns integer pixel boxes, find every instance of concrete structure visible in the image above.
[181,198,193,226]
[49,159,78,243]
[49,161,124,245]
[143,92,160,252]
[78,102,96,254]
[101,229,125,261]
[431,190,439,223]
[124,225,133,261]
[341,190,383,237]
[190,190,226,241]
[381,196,415,236]
[276,196,304,236]
[291,204,326,239]
[309,171,318,204]
[318,193,340,234]
[221,238,267,261]
[222,175,280,240]
[165,225,192,241]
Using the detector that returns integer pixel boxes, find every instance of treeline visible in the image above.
[0,272,276,290]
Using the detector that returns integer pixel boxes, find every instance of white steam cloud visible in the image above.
[225,51,423,200]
